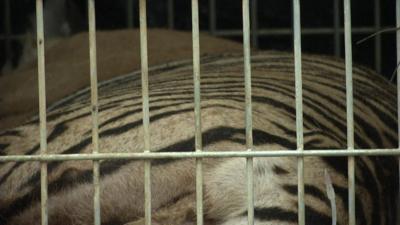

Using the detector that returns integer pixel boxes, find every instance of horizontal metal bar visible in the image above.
[213,26,396,36]
[1,149,399,162]
[0,26,396,42]
[0,34,27,40]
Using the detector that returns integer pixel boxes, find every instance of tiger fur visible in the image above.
[0,51,398,225]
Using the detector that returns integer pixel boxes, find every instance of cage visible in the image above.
[0,0,399,225]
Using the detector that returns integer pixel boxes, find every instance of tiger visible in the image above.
[0,51,398,225]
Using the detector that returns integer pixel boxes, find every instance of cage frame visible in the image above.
[0,0,400,225]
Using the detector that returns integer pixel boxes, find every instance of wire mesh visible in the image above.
[0,0,398,225]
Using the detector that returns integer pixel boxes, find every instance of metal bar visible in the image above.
[251,0,258,48]
[168,0,174,29]
[333,0,341,56]
[293,0,304,224]
[0,26,397,41]
[242,0,254,224]
[4,0,11,65]
[396,0,400,224]
[209,0,216,34]
[88,0,101,224]
[1,149,400,162]
[374,0,381,73]
[191,0,203,224]
[0,34,29,40]
[36,0,48,224]
[343,0,355,225]
[127,0,134,28]
[212,26,396,36]
[139,0,151,224]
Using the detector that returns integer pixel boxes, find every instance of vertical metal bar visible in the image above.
[139,0,151,224]
[127,0,134,28]
[4,0,12,66]
[396,1,400,224]
[209,0,216,35]
[168,0,174,29]
[88,0,101,224]
[192,0,203,224]
[36,0,48,225]
[333,0,341,57]
[251,0,258,48]
[242,0,254,224]
[374,0,381,73]
[293,0,305,225]
[344,0,355,225]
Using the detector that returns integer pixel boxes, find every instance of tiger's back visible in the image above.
[0,51,398,225]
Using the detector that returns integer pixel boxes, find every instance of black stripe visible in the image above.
[357,159,381,225]
[384,130,398,147]
[304,205,334,225]
[0,144,9,153]
[102,218,126,225]
[0,144,39,186]
[333,185,367,225]
[0,130,22,137]
[100,104,234,138]
[356,99,397,147]
[20,138,92,190]
[97,101,193,131]
[354,116,383,148]
[252,201,334,225]
[252,207,297,222]
[282,184,331,208]
[101,219,126,225]
[49,91,90,111]
[46,104,117,122]
[272,165,289,175]
[0,124,68,188]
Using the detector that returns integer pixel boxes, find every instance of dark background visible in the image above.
[0,0,397,80]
